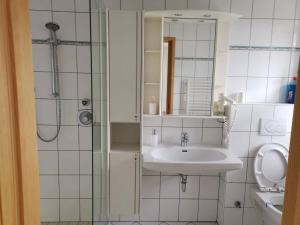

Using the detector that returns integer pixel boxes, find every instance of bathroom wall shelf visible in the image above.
[143,16,163,116]
[110,143,140,152]
[142,114,226,120]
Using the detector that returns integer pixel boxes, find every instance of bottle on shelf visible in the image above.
[286,76,297,104]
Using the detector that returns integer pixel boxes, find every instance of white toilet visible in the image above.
[251,143,288,225]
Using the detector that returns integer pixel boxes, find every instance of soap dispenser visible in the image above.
[150,129,158,147]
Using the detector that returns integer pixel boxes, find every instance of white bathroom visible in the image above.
[1,0,299,225]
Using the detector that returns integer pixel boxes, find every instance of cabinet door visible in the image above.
[108,10,142,123]
[110,151,140,215]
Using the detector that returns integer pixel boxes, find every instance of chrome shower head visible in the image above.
[45,22,60,31]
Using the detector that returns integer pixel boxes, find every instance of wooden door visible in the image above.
[0,1,40,225]
[108,10,142,123]
[281,58,300,225]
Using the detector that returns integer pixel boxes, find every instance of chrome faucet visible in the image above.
[181,132,189,147]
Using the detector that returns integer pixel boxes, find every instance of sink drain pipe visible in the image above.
[179,174,188,192]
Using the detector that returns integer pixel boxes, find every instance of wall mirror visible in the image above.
[162,18,216,116]
[143,10,240,117]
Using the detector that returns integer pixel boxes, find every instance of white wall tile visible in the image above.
[39,151,59,174]
[274,105,294,132]
[103,0,121,9]
[232,105,252,132]
[166,0,187,9]
[197,23,212,41]
[53,12,76,41]
[79,126,92,150]
[272,133,291,149]
[34,72,52,98]
[61,100,78,125]
[75,0,90,12]
[202,128,223,145]
[80,151,93,174]
[199,176,219,199]
[229,132,250,157]
[229,19,251,45]
[162,127,182,145]
[36,99,57,125]
[210,0,231,12]
[59,151,79,174]
[243,207,263,225]
[142,176,160,198]
[231,0,253,18]
[246,78,268,103]
[225,157,247,182]
[40,175,59,198]
[248,51,270,77]
[227,50,249,76]
[32,44,51,71]
[143,116,163,127]
[58,45,77,72]
[80,175,92,198]
[60,199,80,221]
[198,200,218,221]
[143,0,165,10]
[224,183,245,207]
[141,199,159,221]
[40,199,59,221]
[250,19,273,46]
[296,0,300,19]
[272,20,294,47]
[266,77,288,103]
[188,0,209,10]
[30,11,52,39]
[293,20,300,47]
[159,199,179,221]
[59,73,78,99]
[249,132,271,157]
[244,183,257,207]
[77,46,91,73]
[121,0,143,10]
[179,199,198,221]
[58,126,79,150]
[37,126,58,150]
[252,0,275,18]
[52,0,75,11]
[223,208,243,225]
[80,199,92,221]
[182,118,203,127]
[160,176,180,198]
[78,74,92,99]
[162,117,182,127]
[183,23,197,41]
[29,0,51,10]
[274,0,297,19]
[59,175,80,198]
[226,77,247,98]
[246,158,256,183]
[195,61,209,77]
[76,13,90,41]
[182,128,202,144]
[269,51,291,77]
[290,51,300,75]
[180,176,199,198]
[182,41,196,58]
[203,119,223,128]
[251,104,275,131]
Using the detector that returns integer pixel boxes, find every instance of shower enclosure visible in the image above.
[91,1,110,224]
[34,0,109,224]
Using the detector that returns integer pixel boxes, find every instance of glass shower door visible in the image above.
[91,1,109,223]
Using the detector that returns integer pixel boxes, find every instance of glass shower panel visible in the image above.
[91,0,109,223]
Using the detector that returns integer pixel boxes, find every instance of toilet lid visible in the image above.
[254,143,288,192]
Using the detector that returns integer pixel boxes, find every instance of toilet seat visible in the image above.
[254,143,288,192]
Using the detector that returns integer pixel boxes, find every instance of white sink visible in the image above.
[142,145,243,174]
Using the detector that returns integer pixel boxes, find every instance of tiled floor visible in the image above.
[41,223,91,225]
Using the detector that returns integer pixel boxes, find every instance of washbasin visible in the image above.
[142,145,243,174]
[152,148,226,161]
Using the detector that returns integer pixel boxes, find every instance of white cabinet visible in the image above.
[108,10,142,123]
[110,151,140,215]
